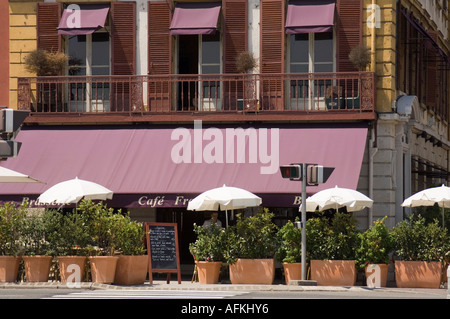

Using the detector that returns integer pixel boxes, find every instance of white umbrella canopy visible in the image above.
[401,184,450,208]
[401,184,450,226]
[37,177,113,205]
[0,166,44,183]
[187,185,262,226]
[301,185,373,212]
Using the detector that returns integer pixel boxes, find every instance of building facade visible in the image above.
[2,0,449,262]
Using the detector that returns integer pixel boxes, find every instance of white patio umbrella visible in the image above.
[187,184,262,227]
[301,185,373,212]
[401,184,450,226]
[37,177,113,205]
[0,166,44,183]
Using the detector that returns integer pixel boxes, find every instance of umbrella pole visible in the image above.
[226,210,228,228]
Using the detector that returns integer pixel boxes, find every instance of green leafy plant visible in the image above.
[306,212,359,261]
[114,212,146,256]
[189,223,226,262]
[22,209,61,256]
[355,216,393,269]
[390,214,449,262]
[77,199,122,256]
[224,210,279,264]
[0,202,28,256]
[46,209,91,256]
[276,218,302,263]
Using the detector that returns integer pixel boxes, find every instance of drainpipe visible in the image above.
[369,124,378,227]
[371,0,376,72]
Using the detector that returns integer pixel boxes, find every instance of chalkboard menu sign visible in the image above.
[145,222,181,284]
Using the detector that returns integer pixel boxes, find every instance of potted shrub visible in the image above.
[306,212,359,286]
[24,49,69,111]
[236,51,259,111]
[355,216,393,287]
[79,200,119,284]
[21,209,58,282]
[189,223,226,284]
[50,210,91,284]
[224,210,279,284]
[113,213,148,285]
[390,215,449,288]
[0,202,27,282]
[276,218,302,284]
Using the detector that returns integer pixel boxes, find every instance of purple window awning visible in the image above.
[0,124,367,208]
[58,4,109,35]
[170,2,221,35]
[285,0,336,34]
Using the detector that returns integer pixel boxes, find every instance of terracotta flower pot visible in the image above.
[23,255,53,282]
[282,262,302,285]
[0,256,21,283]
[229,258,275,284]
[196,261,222,284]
[114,255,148,285]
[364,263,389,287]
[310,260,357,286]
[88,256,119,284]
[395,261,442,288]
[57,256,87,283]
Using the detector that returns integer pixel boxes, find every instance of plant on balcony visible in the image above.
[390,215,449,288]
[24,49,68,76]
[236,51,257,74]
[236,51,258,111]
[349,45,371,71]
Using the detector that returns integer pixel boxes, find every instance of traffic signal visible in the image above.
[0,140,22,159]
[0,107,29,159]
[307,165,334,185]
[0,108,29,139]
[280,164,302,180]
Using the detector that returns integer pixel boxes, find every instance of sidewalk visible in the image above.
[0,279,448,297]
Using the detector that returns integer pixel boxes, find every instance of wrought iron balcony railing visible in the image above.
[17,72,375,116]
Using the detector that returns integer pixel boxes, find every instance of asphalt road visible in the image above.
[0,287,447,299]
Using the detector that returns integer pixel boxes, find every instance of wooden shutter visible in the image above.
[111,1,136,76]
[223,0,248,110]
[223,0,248,73]
[260,0,285,110]
[111,1,137,111]
[148,0,172,111]
[37,2,61,52]
[336,0,362,72]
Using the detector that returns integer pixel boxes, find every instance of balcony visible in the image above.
[17,72,376,124]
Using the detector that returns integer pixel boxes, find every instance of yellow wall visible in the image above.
[9,1,38,109]
[363,0,397,113]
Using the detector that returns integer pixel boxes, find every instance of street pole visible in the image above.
[301,163,307,280]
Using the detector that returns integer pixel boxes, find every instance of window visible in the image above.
[67,32,110,111]
[288,32,334,110]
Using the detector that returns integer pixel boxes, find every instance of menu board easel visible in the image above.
[145,222,181,284]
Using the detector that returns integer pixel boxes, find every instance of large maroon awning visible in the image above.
[285,0,336,34]
[170,2,221,35]
[58,4,109,35]
[0,123,367,208]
